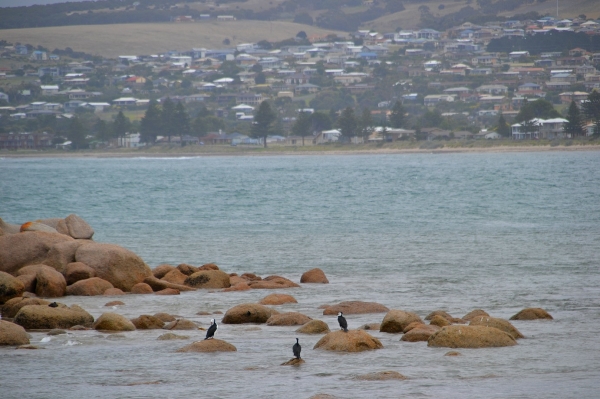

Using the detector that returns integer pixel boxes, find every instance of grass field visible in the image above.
[0,21,345,58]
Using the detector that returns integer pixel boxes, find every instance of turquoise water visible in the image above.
[1,152,599,398]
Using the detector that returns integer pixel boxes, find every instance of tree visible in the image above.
[296,31,307,40]
[173,101,191,139]
[94,119,110,142]
[251,100,277,148]
[112,111,130,141]
[192,115,224,136]
[160,97,177,142]
[254,71,266,85]
[310,111,332,133]
[291,111,312,146]
[497,113,510,137]
[582,91,600,136]
[389,101,406,128]
[359,108,373,142]
[337,107,357,140]
[140,99,161,144]
[67,116,87,150]
[564,101,585,138]
[515,99,560,122]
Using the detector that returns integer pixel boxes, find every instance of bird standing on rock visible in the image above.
[293,338,301,359]
[338,312,348,332]
[205,319,217,340]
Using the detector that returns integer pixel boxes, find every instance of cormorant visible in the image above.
[205,319,217,340]
[293,338,301,359]
[337,312,348,332]
[48,302,58,308]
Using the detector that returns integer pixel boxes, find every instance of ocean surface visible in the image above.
[1,151,599,399]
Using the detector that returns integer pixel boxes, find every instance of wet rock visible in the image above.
[425,310,453,321]
[222,282,251,292]
[428,325,517,348]
[266,312,312,326]
[14,304,94,330]
[322,301,389,315]
[198,263,219,271]
[64,214,94,239]
[43,240,87,274]
[222,303,275,324]
[401,325,440,342]
[429,315,451,327]
[17,344,41,349]
[104,288,125,296]
[104,300,125,307]
[248,275,300,289]
[229,275,246,286]
[358,323,381,331]
[313,330,383,352]
[154,313,177,322]
[155,288,180,295]
[296,319,330,334]
[163,319,198,330]
[462,309,489,321]
[143,276,195,292]
[510,308,553,320]
[74,243,152,292]
[130,283,153,294]
[35,266,66,298]
[445,351,461,356]
[1,297,50,318]
[22,292,37,298]
[241,272,261,281]
[0,231,73,275]
[152,264,175,279]
[47,329,67,335]
[131,315,165,329]
[161,269,189,285]
[353,371,407,381]
[34,218,66,233]
[20,221,58,234]
[176,339,236,352]
[0,320,30,346]
[16,274,36,293]
[157,333,189,340]
[380,310,423,333]
[300,268,329,284]
[403,321,426,333]
[259,293,298,305]
[176,263,198,276]
[0,218,20,235]
[69,325,90,331]
[65,262,96,285]
[469,316,524,339]
[67,277,114,296]
[184,270,231,289]
[93,312,136,331]
[281,358,305,366]
[0,271,25,304]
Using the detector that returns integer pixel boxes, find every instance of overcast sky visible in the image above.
[0,0,93,7]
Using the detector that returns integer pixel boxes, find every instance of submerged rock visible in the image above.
[157,333,189,340]
[266,312,312,326]
[300,268,329,284]
[322,301,389,315]
[143,276,195,292]
[163,319,198,330]
[469,316,524,339]
[93,312,136,331]
[296,319,330,334]
[427,325,517,348]
[281,358,305,366]
[176,339,236,352]
[353,371,407,381]
[248,275,299,289]
[259,293,298,305]
[510,308,553,320]
[401,325,440,342]
[313,330,383,352]
[131,315,165,330]
[222,303,274,324]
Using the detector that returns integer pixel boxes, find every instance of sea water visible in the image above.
[0,151,599,398]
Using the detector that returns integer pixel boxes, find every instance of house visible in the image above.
[417,29,440,40]
[313,129,341,144]
[117,133,144,148]
[559,91,588,104]
[30,51,48,61]
[424,94,455,106]
[509,51,529,60]
[511,118,568,139]
[112,97,138,106]
[38,67,60,77]
[476,85,508,95]
[40,85,59,95]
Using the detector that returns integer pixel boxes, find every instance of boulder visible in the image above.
[176,263,198,276]
[104,288,125,296]
[510,308,553,320]
[64,214,94,239]
[229,275,247,286]
[296,319,330,334]
[401,325,440,342]
[35,267,66,298]
[403,321,426,333]
[322,301,389,315]
[161,269,189,285]
[429,315,451,328]
[47,329,67,336]
[0,231,74,275]
[74,242,152,291]
[462,309,489,321]
[353,371,407,381]
[66,277,114,296]
[380,310,423,333]
[104,300,125,307]
[428,325,517,348]
[0,320,30,346]
[184,270,231,289]
[64,262,96,285]
[16,264,54,277]
[222,282,250,292]
[281,358,305,366]
[163,319,199,330]
[198,263,219,271]
[425,310,453,321]
[152,264,175,279]
[445,351,462,356]
[0,218,20,235]
[130,283,153,294]
[358,323,381,331]
[469,316,524,339]
[0,271,25,304]
[130,315,165,329]
[241,272,261,281]
[1,297,50,318]
[20,221,58,234]
[35,218,67,234]
[43,240,87,273]
[154,313,177,323]
[16,274,36,293]
[143,276,195,292]
[259,293,298,305]
[266,312,312,326]
[248,275,300,289]
[313,330,383,352]
[14,304,94,330]
[222,303,274,324]
[93,312,136,331]
[155,288,180,295]
[176,339,236,352]
[300,268,329,284]
[157,333,189,340]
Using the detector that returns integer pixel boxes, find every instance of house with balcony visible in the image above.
[511,118,568,139]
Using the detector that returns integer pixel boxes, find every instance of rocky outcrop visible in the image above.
[353,371,407,381]
[130,283,153,294]
[93,312,136,331]
[0,320,30,346]
[152,264,175,279]
[322,301,389,315]
[300,268,329,284]
[266,312,312,326]
[35,266,66,298]
[510,308,553,320]
[184,270,231,289]
[43,240,87,274]
[313,330,383,352]
[427,325,517,348]
[259,293,298,305]
[64,262,96,285]
[248,275,300,289]
[296,319,330,334]
[64,214,94,239]
[0,231,73,275]
[380,310,423,333]
[163,319,199,330]
[469,316,524,339]
[0,271,25,304]
[1,297,50,318]
[14,304,94,330]
[74,243,151,291]
[157,333,189,340]
[131,315,165,329]
[176,339,236,352]
[401,325,440,342]
[462,309,489,321]
[66,277,114,296]
[221,303,275,324]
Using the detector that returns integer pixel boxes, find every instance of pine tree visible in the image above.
[93,119,110,142]
[161,97,177,142]
[140,99,161,144]
[359,108,373,142]
[67,116,87,149]
[582,91,600,136]
[291,111,312,146]
[389,100,406,128]
[564,100,584,138]
[337,107,356,140]
[112,111,130,141]
[497,113,510,138]
[174,101,191,138]
[250,100,277,148]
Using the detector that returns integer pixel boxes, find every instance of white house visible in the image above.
[314,129,341,144]
[511,118,568,139]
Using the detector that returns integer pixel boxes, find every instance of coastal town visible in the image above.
[2,12,600,150]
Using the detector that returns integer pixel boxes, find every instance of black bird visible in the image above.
[205,319,217,340]
[293,338,301,359]
[338,312,348,332]
[48,302,58,308]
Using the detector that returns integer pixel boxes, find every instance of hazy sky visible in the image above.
[0,0,93,7]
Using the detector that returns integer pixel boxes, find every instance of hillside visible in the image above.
[0,21,344,58]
